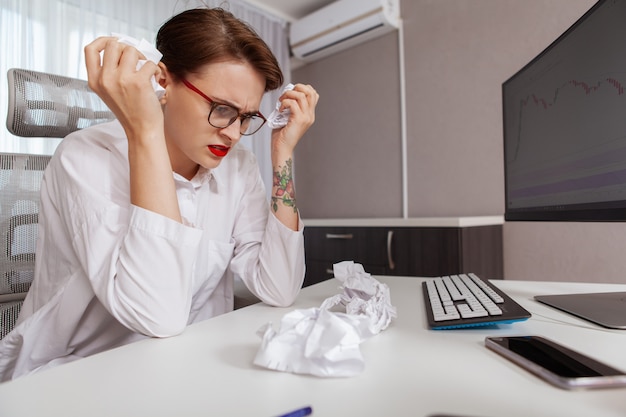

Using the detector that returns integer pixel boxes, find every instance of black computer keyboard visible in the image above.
[422,273,531,329]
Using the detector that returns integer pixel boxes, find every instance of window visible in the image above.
[0,0,172,154]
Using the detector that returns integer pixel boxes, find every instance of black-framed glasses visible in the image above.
[181,79,266,136]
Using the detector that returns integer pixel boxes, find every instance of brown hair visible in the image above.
[156,7,283,92]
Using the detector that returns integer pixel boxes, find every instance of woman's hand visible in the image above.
[84,36,181,223]
[84,36,164,140]
[270,83,319,157]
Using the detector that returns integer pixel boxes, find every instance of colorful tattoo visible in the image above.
[272,158,297,213]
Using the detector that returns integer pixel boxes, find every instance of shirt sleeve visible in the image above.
[49,131,203,337]
[75,205,203,336]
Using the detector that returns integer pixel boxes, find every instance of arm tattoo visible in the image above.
[271,158,297,213]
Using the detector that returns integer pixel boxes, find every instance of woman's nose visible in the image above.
[221,120,242,142]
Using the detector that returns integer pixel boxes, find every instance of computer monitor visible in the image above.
[503,0,626,221]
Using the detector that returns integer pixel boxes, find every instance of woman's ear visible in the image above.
[157,62,169,102]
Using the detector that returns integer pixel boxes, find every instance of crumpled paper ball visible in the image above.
[267,83,295,129]
[253,261,397,377]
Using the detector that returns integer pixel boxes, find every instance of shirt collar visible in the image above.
[172,166,216,190]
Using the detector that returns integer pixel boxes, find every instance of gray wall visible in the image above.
[294,0,626,284]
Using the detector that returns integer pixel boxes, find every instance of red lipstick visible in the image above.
[209,145,229,157]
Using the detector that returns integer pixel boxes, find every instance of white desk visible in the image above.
[1,277,626,417]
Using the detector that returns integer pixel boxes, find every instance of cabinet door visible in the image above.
[459,225,503,279]
[378,227,411,276]
[303,260,334,287]
[406,228,462,277]
[303,227,364,286]
[406,226,503,279]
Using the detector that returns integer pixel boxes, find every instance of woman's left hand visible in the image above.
[270,83,319,155]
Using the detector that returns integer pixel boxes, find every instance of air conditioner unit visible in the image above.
[289,0,400,64]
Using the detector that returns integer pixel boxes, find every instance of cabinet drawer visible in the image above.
[304,227,380,264]
[304,227,407,266]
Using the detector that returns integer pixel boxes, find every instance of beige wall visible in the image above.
[402,0,591,216]
[293,32,403,218]
[294,0,626,284]
[504,222,626,283]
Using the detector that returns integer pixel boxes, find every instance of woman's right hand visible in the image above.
[84,36,164,140]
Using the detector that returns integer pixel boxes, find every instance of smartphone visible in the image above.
[485,335,626,390]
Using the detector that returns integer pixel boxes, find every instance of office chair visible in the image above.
[0,68,115,339]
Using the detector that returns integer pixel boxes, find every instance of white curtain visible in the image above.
[0,0,290,196]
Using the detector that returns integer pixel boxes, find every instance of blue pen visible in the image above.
[276,405,313,417]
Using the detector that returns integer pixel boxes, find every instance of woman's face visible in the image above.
[162,60,266,179]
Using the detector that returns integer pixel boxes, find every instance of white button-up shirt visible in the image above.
[0,121,305,381]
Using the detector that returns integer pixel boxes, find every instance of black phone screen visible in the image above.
[492,336,622,378]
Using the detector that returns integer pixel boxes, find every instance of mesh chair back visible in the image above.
[0,300,23,339]
[6,68,114,137]
[1,68,113,339]
[0,154,50,338]
[0,153,50,297]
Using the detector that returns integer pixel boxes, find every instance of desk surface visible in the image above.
[1,277,626,417]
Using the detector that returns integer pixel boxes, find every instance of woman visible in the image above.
[0,7,318,381]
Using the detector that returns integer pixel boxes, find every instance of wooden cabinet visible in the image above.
[303,223,503,287]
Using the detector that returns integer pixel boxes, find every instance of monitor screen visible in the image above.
[503,0,626,221]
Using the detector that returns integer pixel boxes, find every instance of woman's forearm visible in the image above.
[270,154,298,231]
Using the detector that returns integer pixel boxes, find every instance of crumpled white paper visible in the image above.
[267,83,295,129]
[112,33,165,99]
[253,261,397,377]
